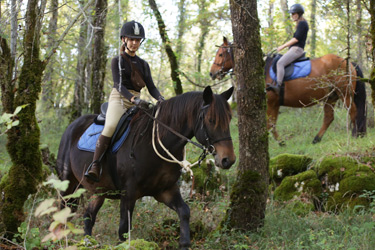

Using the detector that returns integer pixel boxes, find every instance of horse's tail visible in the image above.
[352,62,367,137]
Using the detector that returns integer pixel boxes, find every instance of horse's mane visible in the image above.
[130,90,232,141]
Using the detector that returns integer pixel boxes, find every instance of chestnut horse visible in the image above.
[210,37,366,144]
[56,86,236,249]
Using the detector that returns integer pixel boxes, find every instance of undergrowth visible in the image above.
[1,99,375,249]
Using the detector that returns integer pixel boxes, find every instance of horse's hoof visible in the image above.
[312,136,321,144]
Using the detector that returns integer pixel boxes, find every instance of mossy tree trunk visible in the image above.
[0,0,47,238]
[0,38,14,113]
[225,0,269,230]
[370,0,375,108]
[149,0,183,95]
[91,0,108,114]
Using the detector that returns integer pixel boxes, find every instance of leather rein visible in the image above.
[140,104,232,163]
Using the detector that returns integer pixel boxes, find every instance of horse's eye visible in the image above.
[219,53,223,57]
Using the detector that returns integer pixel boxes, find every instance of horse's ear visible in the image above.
[221,86,234,101]
[223,36,228,46]
[203,86,214,105]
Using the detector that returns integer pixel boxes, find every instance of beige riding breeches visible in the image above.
[276,46,304,84]
[101,88,139,137]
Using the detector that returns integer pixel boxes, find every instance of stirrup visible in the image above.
[84,160,102,182]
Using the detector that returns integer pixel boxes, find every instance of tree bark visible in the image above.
[176,0,187,64]
[0,0,47,238]
[196,0,210,78]
[280,0,293,37]
[224,0,269,230]
[42,0,59,107]
[71,0,89,122]
[149,0,183,95]
[91,0,108,114]
[0,38,14,113]
[310,0,317,58]
[355,0,363,67]
[370,0,375,108]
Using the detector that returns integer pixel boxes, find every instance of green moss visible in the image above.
[224,169,267,230]
[327,173,375,211]
[269,154,313,185]
[114,239,160,249]
[274,170,322,202]
[316,156,375,211]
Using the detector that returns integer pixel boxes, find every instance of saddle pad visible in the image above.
[270,60,311,82]
[77,123,131,153]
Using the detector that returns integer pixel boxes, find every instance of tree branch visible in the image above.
[43,0,95,65]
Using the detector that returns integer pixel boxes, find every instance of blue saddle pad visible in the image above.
[77,122,131,153]
[270,60,311,81]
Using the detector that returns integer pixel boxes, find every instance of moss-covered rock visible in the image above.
[269,154,313,186]
[315,156,375,211]
[274,170,322,202]
[114,239,160,250]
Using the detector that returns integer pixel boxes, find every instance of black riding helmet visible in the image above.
[120,20,145,40]
[289,3,304,16]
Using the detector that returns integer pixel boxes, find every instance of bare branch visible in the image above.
[43,0,95,65]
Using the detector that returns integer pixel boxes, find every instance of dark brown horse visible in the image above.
[56,86,236,249]
[210,37,366,144]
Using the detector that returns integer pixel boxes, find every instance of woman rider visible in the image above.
[268,3,309,95]
[85,20,164,182]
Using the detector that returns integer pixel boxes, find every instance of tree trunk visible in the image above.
[280,0,293,37]
[0,38,14,113]
[149,0,183,95]
[310,0,317,58]
[196,0,210,81]
[91,0,108,114]
[355,0,363,67]
[0,0,47,238]
[42,0,58,108]
[267,0,275,50]
[176,0,187,64]
[370,0,375,108]
[71,0,89,122]
[224,0,269,230]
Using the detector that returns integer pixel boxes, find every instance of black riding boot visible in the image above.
[85,135,111,182]
[267,81,281,95]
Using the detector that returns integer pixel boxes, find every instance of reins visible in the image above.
[138,104,223,178]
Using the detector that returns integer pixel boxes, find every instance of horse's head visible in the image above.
[195,86,236,169]
[210,37,234,80]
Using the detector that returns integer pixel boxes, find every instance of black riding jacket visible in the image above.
[111,52,161,101]
[291,20,309,49]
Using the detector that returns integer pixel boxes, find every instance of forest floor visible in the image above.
[1,101,375,249]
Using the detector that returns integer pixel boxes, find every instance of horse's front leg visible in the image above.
[118,195,136,241]
[155,184,190,249]
[84,195,105,236]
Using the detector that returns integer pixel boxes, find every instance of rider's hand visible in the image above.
[132,97,151,109]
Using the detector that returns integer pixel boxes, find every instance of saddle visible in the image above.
[78,103,138,153]
[270,53,311,82]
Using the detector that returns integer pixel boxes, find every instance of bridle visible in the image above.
[213,44,234,78]
[141,103,232,166]
[194,104,232,154]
